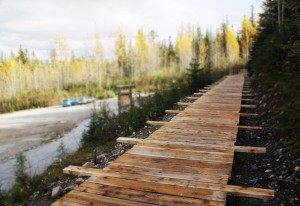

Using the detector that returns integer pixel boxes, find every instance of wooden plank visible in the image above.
[234,146,266,153]
[239,113,259,117]
[238,125,262,130]
[132,145,233,157]
[120,154,232,171]
[105,164,230,184]
[147,121,260,131]
[117,137,142,144]
[187,96,199,100]
[177,102,193,106]
[241,104,256,108]
[146,120,167,126]
[116,138,266,154]
[63,166,275,200]
[151,129,237,141]
[242,98,255,102]
[127,146,233,164]
[60,190,154,206]
[77,182,224,206]
[117,137,234,153]
[165,109,182,113]
[89,175,227,201]
[111,159,231,176]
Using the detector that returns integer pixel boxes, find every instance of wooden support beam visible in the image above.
[242,98,255,102]
[200,89,252,94]
[194,92,204,95]
[241,104,257,108]
[63,166,274,200]
[238,125,262,130]
[165,109,182,114]
[234,146,266,153]
[243,94,255,97]
[116,137,266,154]
[117,137,143,144]
[177,102,193,106]
[146,121,167,126]
[187,97,199,100]
[239,113,259,117]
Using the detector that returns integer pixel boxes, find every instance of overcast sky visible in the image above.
[0,0,264,59]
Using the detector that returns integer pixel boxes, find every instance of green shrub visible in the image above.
[11,153,31,204]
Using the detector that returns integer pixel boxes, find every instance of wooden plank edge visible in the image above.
[116,137,266,153]
[239,113,259,117]
[147,120,262,130]
[146,121,167,126]
[238,125,262,130]
[165,109,182,114]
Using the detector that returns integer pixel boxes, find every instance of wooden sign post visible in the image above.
[116,84,135,114]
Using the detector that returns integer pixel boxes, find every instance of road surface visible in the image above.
[0,98,118,163]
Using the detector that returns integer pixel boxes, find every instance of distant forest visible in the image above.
[0,15,256,112]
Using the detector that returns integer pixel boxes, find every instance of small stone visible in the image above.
[82,162,95,168]
[251,165,258,170]
[265,169,272,173]
[96,154,106,160]
[249,178,258,183]
[64,185,76,193]
[51,186,63,199]
[270,174,276,178]
[75,177,84,185]
[294,166,300,172]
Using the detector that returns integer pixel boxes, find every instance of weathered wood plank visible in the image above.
[116,138,266,154]
[77,182,224,206]
[63,166,275,200]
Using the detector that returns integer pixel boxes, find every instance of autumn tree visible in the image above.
[114,32,128,78]
[176,25,193,71]
[135,29,148,80]
[94,33,105,84]
[224,24,240,67]
[240,16,256,62]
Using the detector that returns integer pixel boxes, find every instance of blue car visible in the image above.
[69,98,78,105]
[62,99,72,107]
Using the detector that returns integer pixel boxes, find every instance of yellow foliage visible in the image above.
[136,29,148,58]
[241,16,256,61]
[225,26,240,65]
[175,25,192,70]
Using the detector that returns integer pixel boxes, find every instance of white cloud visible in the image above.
[0,0,264,59]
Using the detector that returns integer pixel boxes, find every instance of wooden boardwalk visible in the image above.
[52,74,274,206]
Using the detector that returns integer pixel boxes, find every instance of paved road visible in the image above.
[0,98,118,163]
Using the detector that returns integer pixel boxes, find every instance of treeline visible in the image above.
[0,16,256,112]
[247,0,300,149]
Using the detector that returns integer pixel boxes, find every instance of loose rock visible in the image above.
[82,162,95,168]
[51,186,63,199]
[75,177,85,185]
